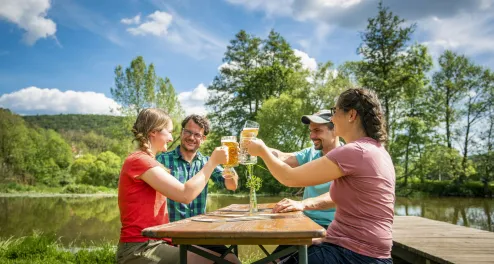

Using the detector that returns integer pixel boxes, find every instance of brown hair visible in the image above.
[181,114,211,136]
[337,88,387,143]
[132,108,172,156]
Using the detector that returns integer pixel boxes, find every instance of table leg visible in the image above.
[298,245,308,264]
[180,245,188,264]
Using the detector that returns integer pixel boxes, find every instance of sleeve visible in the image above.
[125,153,161,180]
[210,162,225,188]
[294,147,312,165]
[325,143,362,176]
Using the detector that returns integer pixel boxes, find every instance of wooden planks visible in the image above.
[393,216,494,264]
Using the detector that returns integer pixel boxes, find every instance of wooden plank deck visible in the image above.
[393,216,494,264]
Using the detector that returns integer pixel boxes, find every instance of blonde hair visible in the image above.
[132,108,171,156]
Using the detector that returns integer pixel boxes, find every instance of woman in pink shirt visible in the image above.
[247,88,394,264]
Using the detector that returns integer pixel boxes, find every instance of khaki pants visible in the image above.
[116,240,180,264]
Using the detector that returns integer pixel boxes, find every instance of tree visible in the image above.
[206,30,302,135]
[460,68,492,175]
[111,56,184,118]
[432,50,471,149]
[356,1,416,141]
[390,44,434,185]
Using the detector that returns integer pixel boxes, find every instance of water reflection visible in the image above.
[0,196,492,247]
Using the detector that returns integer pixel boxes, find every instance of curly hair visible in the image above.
[132,108,171,156]
[181,114,211,136]
[337,88,387,143]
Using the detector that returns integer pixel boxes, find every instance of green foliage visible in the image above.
[397,180,494,197]
[61,184,115,194]
[71,151,121,187]
[246,165,262,191]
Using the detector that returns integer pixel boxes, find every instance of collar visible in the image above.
[173,146,204,161]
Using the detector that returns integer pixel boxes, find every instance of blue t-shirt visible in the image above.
[295,147,335,226]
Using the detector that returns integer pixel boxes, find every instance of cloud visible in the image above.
[178,83,210,115]
[120,13,141,25]
[124,8,227,59]
[225,0,293,17]
[0,0,57,45]
[293,49,318,71]
[127,11,172,36]
[0,87,121,115]
[419,11,494,58]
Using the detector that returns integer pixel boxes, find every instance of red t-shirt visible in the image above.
[118,151,171,243]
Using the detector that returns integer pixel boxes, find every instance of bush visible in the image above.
[396,179,494,197]
[61,184,113,194]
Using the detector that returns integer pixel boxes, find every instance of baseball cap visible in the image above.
[301,110,334,127]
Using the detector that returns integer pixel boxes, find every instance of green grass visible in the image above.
[0,232,115,264]
[0,233,269,264]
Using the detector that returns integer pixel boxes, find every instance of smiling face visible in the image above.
[308,122,337,150]
[149,121,174,153]
[180,120,205,153]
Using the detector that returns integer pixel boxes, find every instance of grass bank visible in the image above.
[0,233,263,264]
[0,183,117,196]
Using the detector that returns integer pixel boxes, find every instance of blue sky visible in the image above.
[1,0,494,116]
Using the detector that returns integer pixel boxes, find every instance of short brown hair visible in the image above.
[181,114,211,136]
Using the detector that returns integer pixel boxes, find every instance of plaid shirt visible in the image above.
[156,146,225,222]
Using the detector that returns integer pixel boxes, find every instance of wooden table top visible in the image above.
[142,203,326,242]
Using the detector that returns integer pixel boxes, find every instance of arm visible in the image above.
[302,192,335,210]
[249,140,344,187]
[211,166,238,191]
[272,192,335,213]
[269,148,300,168]
[140,147,227,204]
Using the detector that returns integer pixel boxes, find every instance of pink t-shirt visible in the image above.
[324,137,395,259]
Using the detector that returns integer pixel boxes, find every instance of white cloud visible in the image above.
[419,12,494,58]
[120,13,141,25]
[0,87,121,115]
[293,49,318,71]
[178,83,210,115]
[0,0,57,45]
[127,11,172,36]
[125,8,227,59]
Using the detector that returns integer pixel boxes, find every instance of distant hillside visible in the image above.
[23,114,128,138]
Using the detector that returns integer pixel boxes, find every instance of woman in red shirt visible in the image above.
[116,108,240,264]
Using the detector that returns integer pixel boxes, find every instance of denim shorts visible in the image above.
[280,242,393,264]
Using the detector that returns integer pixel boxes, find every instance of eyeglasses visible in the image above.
[182,128,204,140]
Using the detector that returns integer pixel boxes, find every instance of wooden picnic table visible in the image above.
[142,203,327,264]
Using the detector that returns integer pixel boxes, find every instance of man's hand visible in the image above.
[272,198,304,213]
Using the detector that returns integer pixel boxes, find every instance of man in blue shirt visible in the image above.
[270,110,340,229]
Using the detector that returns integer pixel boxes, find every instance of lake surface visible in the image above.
[0,195,492,259]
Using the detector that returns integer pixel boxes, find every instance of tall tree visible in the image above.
[460,68,492,174]
[391,44,434,185]
[111,56,184,119]
[432,50,471,149]
[357,1,416,140]
[206,30,302,135]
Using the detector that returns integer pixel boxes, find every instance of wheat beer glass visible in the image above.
[239,120,259,165]
[221,136,239,167]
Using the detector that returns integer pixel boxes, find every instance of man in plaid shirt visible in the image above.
[156,114,238,255]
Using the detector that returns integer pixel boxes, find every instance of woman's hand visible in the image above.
[246,139,267,157]
[210,146,228,165]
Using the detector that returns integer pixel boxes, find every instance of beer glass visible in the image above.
[239,120,259,165]
[221,136,239,167]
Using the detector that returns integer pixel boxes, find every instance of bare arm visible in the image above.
[249,140,344,187]
[140,147,227,204]
[302,192,335,210]
[223,170,238,190]
[269,148,300,168]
